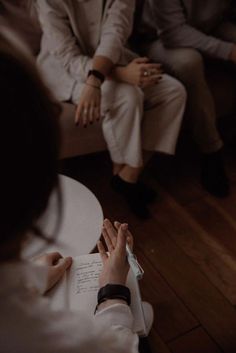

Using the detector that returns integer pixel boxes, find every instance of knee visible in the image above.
[123,84,144,109]
[173,49,205,84]
[165,76,187,105]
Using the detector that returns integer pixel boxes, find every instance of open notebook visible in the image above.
[48,253,147,336]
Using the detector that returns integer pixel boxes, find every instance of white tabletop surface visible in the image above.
[23,175,103,258]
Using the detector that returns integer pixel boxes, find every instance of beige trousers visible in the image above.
[72,74,186,168]
[142,22,236,153]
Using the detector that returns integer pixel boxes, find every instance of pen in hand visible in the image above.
[126,243,144,280]
[114,220,144,280]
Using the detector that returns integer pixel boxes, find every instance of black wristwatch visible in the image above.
[97,284,131,306]
[88,69,105,84]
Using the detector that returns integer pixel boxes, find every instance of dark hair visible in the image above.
[0,33,61,247]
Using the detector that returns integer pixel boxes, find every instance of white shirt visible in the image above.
[0,261,139,353]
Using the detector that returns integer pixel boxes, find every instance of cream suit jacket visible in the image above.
[37,0,136,101]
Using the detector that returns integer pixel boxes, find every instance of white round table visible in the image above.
[23,175,103,258]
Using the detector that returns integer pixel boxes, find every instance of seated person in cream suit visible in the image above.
[36,0,186,218]
[133,0,236,198]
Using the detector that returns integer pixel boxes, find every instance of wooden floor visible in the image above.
[60,143,236,353]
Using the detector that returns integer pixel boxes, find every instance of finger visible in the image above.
[103,219,117,248]
[142,63,162,70]
[89,106,95,124]
[127,233,134,251]
[97,240,108,264]
[114,221,121,230]
[134,57,150,64]
[75,105,83,125]
[102,226,114,253]
[142,75,163,87]
[149,68,164,76]
[94,106,101,121]
[114,221,133,250]
[142,74,162,82]
[45,252,63,265]
[116,223,128,256]
[82,106,89,127]
[55,256,73,272]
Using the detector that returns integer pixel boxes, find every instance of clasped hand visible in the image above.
[113,57,163,88]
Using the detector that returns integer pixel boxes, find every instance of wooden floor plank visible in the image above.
[135,222,236,352]
[168,327,222,353]
[148,155,204,207]
[148,330,172,353]
[186,197,236,259]
[145,183,236,306]
[135,249,198,342]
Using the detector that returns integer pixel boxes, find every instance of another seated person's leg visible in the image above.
[142,74,186,156]
[214,21,236,46]
[144,42,229,197]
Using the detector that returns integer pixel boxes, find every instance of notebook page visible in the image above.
[67,253,146,335]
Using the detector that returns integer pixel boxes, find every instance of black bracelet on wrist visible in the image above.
[88,69,105,83]
[97,284,131,307]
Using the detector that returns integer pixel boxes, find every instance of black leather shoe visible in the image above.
[136,181,157,203]
[201,150,230,198]
[111,175,151,219]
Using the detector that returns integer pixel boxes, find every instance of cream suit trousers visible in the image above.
[72,74,186,168]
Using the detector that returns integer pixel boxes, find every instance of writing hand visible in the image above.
[32,252,72,293]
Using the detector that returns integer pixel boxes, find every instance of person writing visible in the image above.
[0,31,151,353]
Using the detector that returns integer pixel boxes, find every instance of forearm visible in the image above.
[161,25,234,60]
[95,303,139,353]
[95,0,135,64]
[151,0,233,60]
[109,66,126,83]
[91,56,114,78]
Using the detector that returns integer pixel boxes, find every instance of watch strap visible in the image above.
[88,69,105,83]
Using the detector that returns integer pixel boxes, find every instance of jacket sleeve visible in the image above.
[36,0,92,81]
[95,0,136,63]
[32,301,139,353]
[149,0,234,60]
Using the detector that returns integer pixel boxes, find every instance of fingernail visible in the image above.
[121,224,128,231]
